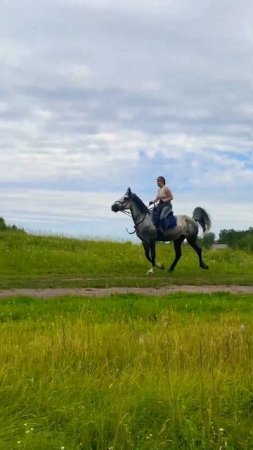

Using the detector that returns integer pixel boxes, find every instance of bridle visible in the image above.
[116,194,149,234]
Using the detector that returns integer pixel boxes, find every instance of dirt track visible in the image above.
[0,285,253,298]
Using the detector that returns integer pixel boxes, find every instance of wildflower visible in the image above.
[146,433,153,439]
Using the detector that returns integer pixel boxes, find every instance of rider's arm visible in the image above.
[164,187,173,201]
[149,190,160,205]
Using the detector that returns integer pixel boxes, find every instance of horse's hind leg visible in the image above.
[187,237,209,269]
[168,236,185,272]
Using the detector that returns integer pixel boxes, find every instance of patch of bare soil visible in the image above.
[0,285,253,298]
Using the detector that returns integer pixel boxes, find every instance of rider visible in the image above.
[149,176,173,230]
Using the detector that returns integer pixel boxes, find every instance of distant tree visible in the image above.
[238,235,253,251]
[0,217,25,233]
[202,232,216,249]
[0,217,7,230]
[218,227,253,249]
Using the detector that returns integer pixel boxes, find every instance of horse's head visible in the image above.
[111,187,133,212]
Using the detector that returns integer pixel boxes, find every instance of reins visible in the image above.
[126,213,147,234]
[120,209,136,234]
[127,198,152,234]
[116,194,151,235]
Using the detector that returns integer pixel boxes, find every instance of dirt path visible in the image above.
[1,285,253,298]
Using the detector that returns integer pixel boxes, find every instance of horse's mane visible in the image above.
[132,194,150,214]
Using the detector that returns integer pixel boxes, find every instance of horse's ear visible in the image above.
[126,187,131,195]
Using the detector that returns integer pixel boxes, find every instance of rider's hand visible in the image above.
[149,201,153,206]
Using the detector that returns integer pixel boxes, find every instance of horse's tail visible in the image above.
[192,207,211,233]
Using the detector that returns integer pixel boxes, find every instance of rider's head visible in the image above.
[157,176,166,186]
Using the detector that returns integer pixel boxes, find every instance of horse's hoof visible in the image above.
[147,268,154,275]
[201,264,209,270]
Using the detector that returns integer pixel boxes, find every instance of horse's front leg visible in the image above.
[143,240,164,275]
[150,240,165,273]
[142,240,152,266]
[142,240,164,274]
[142,240,154,274]
[150,241,165,271]
[147,240,155,274]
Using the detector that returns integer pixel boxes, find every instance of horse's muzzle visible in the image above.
[111,203,119,212]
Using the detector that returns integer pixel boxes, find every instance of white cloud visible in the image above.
[0,0,252,239]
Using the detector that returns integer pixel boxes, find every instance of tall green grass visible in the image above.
[0,231,252,288]
[0,293,252,449]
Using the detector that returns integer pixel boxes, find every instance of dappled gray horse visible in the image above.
[111,188,211,273]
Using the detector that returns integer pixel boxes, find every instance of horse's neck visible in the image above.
[130,203,146,223]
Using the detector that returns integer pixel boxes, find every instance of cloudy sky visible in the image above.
[1,0,253,241]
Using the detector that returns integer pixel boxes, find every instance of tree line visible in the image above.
[201,227,253,250]
[0,217,25,233]
[218,227,253,250]
[1,216,252,250]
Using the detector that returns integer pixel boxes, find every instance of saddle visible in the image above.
[160,209,177,231]
[152,206,177,231]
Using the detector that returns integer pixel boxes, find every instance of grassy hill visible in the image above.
[0,230,253,289]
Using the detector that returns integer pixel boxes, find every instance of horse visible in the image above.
[111,188,211,273]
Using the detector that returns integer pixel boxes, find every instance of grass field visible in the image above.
[0,293,252,449]
[0,231,253,288]
[0,231,252,449]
